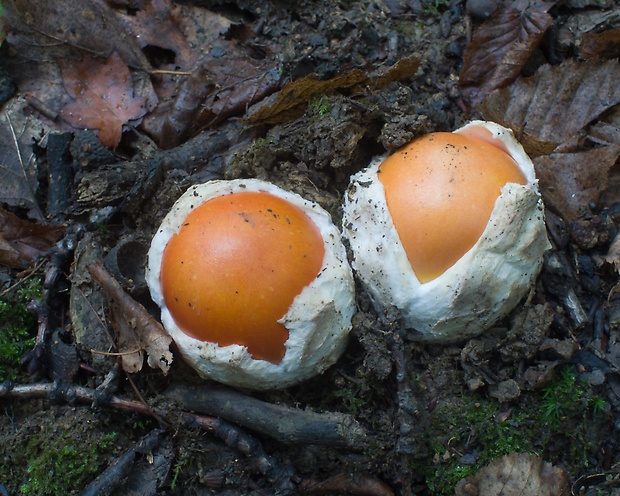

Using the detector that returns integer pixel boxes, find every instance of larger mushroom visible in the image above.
[147,179,355,390]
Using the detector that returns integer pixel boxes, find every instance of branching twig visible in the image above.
[0,381,297,494]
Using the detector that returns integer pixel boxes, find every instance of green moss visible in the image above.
[17,430,117,495]
[416,365,608,495]
[0,278,42,381]
[309,95,332,116]
[331,387,367,417]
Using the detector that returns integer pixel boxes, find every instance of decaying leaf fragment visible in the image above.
[605,233,620,273]
[89,262,173,375]
[0,207,65,269]
[59,53,149,149]
[109,303,144,374]
[460,4,553,106]
[455,453,570,496]
[580,27,620,60]
[0,97,50,220]
[534,145,620,222]
[480,59,620,154]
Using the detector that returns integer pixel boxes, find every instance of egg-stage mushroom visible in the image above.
[147,179,355,390]
[342,120,550,342]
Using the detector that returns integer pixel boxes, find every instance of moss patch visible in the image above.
[416,365,609,495]
[0,407,120,495]
[0,278,41,381]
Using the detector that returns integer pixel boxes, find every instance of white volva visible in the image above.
[342,121,551,342]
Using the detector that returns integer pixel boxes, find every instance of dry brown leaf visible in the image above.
[245,70,367,126]
[372,56,420,89]
[455,453,570,496]
[59,53,149,149]
[3,0,149,69]
[534,145,620,222]
[109,303,145,374]
[580,27,620,60]
[480,59,620,155]
[459,6,553,106]
[0,98,51,220]
[0,207,66,269]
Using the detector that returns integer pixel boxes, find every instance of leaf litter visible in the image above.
[455,453,570,496]
[479,59,620,223]
[0,206,65,269]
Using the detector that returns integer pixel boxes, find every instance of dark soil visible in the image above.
[1,0,619,495]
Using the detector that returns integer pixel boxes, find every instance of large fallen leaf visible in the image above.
[0,97,50,220]
[3,0,149,69]
[460,4,553,106]
[479,59,620,155]
[455,453,570,496]
[534,145,620,222]
[59,53,149,149]
[0,207,65,269]
[245,56,420,126]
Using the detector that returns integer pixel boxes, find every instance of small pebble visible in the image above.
[465,0,504,18]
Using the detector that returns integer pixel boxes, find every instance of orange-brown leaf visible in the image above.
[59,53,148,149]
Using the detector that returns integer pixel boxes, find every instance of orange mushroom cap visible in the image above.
[378,132,527,283]
[159,191,325,364]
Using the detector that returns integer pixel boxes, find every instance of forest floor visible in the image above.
[0,0,619,495]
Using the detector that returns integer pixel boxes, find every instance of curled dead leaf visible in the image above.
[89,262,173,375]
